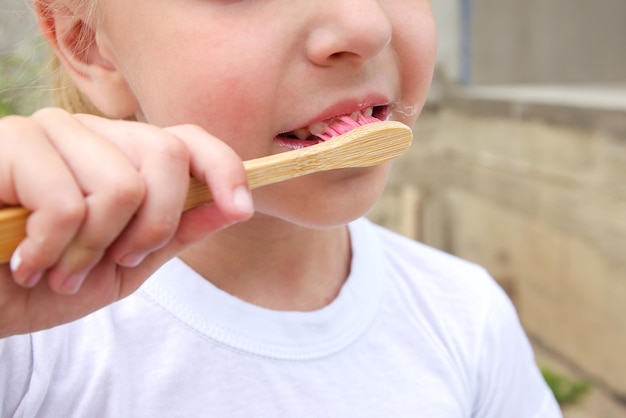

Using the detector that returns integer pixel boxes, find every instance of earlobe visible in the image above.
[34,0,138,119]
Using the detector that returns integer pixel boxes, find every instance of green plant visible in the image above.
[541,366,592,406]
[0,96,19,117]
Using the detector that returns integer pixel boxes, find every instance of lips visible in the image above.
[276,105,389,148]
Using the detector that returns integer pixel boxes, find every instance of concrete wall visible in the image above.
[370,88,626,402]
[470,0,626,84]
[431,0,462,83]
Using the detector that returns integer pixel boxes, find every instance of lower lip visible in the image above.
[274,137,323,150]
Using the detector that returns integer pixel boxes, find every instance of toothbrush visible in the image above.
[0,121,412,263]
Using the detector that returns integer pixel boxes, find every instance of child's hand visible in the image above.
[0,109,253,337]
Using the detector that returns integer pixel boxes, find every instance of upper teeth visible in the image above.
[290,107,376,140]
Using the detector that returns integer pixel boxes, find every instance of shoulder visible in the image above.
[353,218,511,363]
[357,218,497,308]
[355,219,561,417]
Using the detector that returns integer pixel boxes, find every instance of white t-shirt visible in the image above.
[1,218,561,417]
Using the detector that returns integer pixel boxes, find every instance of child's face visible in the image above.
[96,0,437,226]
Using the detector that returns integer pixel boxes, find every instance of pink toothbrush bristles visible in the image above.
[316,113,380,141]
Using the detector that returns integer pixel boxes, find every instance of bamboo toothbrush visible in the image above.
[0,120,412,263]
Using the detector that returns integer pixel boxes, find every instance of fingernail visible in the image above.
[10,247,23,272]
[119,251,147,268]
[10,246,43,288]
[232,185,253,214]
[62,271,88,295]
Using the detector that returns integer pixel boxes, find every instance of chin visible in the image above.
[253,164,390,229]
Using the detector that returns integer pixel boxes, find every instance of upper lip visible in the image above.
[278,95,390,135]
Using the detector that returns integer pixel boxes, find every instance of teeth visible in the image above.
[308,121,330,137]
[283,107,378,141]
[292,127,312,141]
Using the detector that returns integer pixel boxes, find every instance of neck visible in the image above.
[179,216,351,311]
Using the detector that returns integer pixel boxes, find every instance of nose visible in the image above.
[305,1,393,67]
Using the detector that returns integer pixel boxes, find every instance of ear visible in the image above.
[34,1,138,119]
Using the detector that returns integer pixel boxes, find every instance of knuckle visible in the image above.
[175,123,206,137]
[0,114,28,129]
[0,115,32,139]
[104,173,146,210]
[137,214,179,246]
[51,198,87,227]
[153,133,190,163]
[31,107,69,122]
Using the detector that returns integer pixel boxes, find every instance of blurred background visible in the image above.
[2,0,625,416]
[372,1,626,417]
[0,0,47,116]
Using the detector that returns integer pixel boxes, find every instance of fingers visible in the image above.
[92,122,193,267]
[1,110,254,296]
[166,124,253,220]
[110,137,191,267]
[128,124,256,264]
[0,114,87,288]
[29,109,147,293]
[74,117,254,264]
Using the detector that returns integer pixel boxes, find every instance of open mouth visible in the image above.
[276,105,389,147]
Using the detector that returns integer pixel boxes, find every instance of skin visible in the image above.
[0,0,436,336]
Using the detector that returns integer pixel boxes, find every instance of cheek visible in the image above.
[393,4,438,121]
[117,30,273,139]
[398,2,438,64]
[128,61,272,156]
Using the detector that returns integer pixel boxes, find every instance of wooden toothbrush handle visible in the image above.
[0,162,301,264]
[0,178,218,264]
[0,207,29,264]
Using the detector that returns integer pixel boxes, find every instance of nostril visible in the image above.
[328,51,350,60]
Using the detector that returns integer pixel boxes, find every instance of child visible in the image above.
[0,0,561,416]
